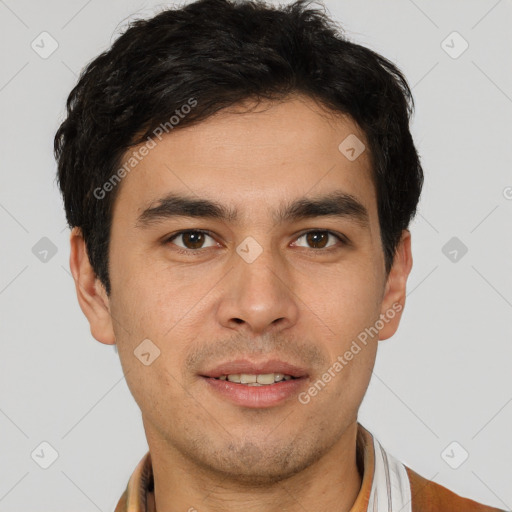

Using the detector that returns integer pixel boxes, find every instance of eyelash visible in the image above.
[164,229,348,255]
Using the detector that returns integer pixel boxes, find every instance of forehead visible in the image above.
[113,95,377,226]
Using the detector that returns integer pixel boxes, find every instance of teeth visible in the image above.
[217,373,295,384]
[256,373,274,384]
[241,374,257,384]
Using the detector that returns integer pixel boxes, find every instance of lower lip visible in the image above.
[201,376,308,408]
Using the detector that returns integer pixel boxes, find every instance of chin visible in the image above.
[194,439,325,486]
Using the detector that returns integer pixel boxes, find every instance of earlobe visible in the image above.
[378,230,413,341]
[69,227,116,345]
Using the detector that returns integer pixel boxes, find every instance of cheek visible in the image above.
[297,261,382,340]
[109,250,184,335]
[108,260,210,384]
[108,267,194,415]
[118,348,188,426]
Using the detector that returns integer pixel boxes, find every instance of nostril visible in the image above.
[232,318,244,324]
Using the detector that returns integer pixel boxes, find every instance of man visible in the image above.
[53,0,504,510]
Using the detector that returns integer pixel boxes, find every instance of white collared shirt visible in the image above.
[367,435,412,512]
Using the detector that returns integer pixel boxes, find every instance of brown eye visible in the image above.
[182,231,205,249]
[167,230,217,250]
[306,231,328,248]
[294,230,343,250]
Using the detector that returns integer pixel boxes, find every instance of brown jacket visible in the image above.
[406,466,504,512]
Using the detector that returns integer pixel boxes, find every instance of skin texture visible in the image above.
[69,94,413,512]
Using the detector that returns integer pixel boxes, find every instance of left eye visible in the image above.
[293,230,343,250]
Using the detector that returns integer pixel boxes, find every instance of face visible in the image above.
[71,94,412,484]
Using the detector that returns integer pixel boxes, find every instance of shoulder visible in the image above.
[406,466,506,512]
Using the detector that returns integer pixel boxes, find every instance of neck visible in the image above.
[146,421,363,512]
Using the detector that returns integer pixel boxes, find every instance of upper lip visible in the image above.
[200,359,309,378]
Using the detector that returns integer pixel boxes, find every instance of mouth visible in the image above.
[199,359,309,408]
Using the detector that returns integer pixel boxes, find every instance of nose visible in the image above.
[216,246,300,336]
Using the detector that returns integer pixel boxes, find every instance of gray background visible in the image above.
[1,0,511,510]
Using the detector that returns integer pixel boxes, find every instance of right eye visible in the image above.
[165,230,219,252]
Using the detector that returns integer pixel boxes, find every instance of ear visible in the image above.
[69,227,116,345]
[378,229,413,341]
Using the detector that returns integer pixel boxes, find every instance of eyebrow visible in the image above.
[135,191,370,229]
